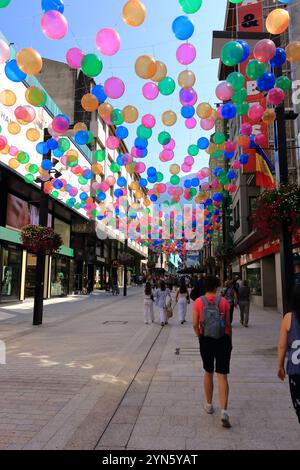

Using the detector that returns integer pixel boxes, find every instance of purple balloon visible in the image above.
[179,87,198,106]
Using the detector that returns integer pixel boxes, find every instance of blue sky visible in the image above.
[0,0,227,176]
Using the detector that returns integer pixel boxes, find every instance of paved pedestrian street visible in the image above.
[0,288,299,451]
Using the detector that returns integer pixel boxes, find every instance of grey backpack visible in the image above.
[202,296,225,339]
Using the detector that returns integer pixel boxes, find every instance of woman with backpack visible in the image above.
[221,280,237,324]
[193,275,232,429]
[155,280,171,326]
[278,285,300,424]
[144,282,155,324]
[176,277,190,325]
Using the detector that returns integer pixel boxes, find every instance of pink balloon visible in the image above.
[9,146,18,156]
[217,105,224,119]
[134,162,146,173]
[201,182,210,191]
[164,139,175,150]
[232,160,241,170]
[176,43,196,65]
[201,118,215,131]
[106,176,116,186]
[240,122,252,136]
[96,28,120,56]
[99,182,110,192]
[248,104,264,122]
[159,150,174,162]
[179,87,198,106]
[253,39,276,63]
[211,180,220,189]
[184,156,194,166]
[106,136,120,150]
[182,163,192,173]
[215,81,234,101]
[104,77,125,99]
[142,114,156,128]
[52,115,69,133]
[224,141,237,153]
[268,87,285,106]
[157,183,167,194]
[15,105,36,123]
[228,184,237,193]
[66,48,84,69]
[131,146,144,158]
[69,187,78,197]
[185,117,197,129]
[0,39,10,64]
[254,133,268,148]
[41,11,68,40]
[142,82,159,100]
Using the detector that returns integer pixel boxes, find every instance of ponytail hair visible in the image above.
[290,285,300,325]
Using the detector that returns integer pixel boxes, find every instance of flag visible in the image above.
[250,138,276,190]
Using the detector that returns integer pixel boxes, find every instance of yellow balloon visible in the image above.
[162,110,177,127]
[178,70,196,89]
[81,93,99,112]
[122,105,139,123]
[135,54,157,79]
[8,121,21,135]
[122,0,146,27]
[170,163,180,175]
[286,41,300,62]
[151,61,167,82]
[266,8,290,35]
[26,128,41,142]
[16,48,43,75]
[197,102,212,119]
[0,89,16,106]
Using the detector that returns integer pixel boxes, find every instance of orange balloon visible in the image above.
[8,121,21,135]
[81,93,99,112]
[122,105,139,123]
[151,61,167,82]
[130,181,139,190]
[26,128,41,142]
[210,109,219,121]
[74,122,88,133]
[0,89,16,106]
[162,110,177,127]
[286,41,300,62]
[135,55,157,79]
[197,102,212,119]
[98,102,113,122]
[262,109,276,124]
[16,48,43,75]
[266,8,290,35]
[144,198,150,207]
[8,158,20,170]
[91,162,103,175]
[122,0,146,27]
[135,189,143,199]
[178,70,195,88]
[1,145,10,155]
[237,135,250,148]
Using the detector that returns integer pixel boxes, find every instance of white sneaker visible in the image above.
[204,403,214,414]
[221,411,231,428]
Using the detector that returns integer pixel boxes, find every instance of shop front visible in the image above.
[0,237,23,303]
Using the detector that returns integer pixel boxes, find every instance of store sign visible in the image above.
[237,1,268,174]
[6,193,52,231]
[240,239,279,266]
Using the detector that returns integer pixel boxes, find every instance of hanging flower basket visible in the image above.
[21,225,63,255]
[252,184,300,241]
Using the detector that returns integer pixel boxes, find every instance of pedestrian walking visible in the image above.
[239,280,251,327]
[278,285,300,424]
[221,280,237,324]
[193,275,233,428]
[156,280,171,326]
[144,282,155,324]
[190,274,205,302]
[176,277,190,324]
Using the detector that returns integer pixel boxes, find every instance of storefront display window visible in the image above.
[0,245,22,301]
[51,257,69,297]
[246,262,262,296]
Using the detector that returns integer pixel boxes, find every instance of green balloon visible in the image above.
[213,132,225,145]
[110,162,120,173]
[158,77,175,96]
[82,54,103,78]
[94,150,105,161]
[246,59,266,80]
[58,137,70,152]
[179,0,202,14]
[158,131,171,145]
[78,176,88,185]
[74,202,82,210]
[276,76,291,92]
[221,41,244,67]
[110,109,123,126]
[156,172,164,182]
[212,150,223,158]
[52,191,59,199]
[227,72,245,91]
[17,151,30,164]
[137,125,152,140]
[87,131,94,144]
[0,0,11,7]
[190,188,197,197]
[24,174,34,184]
[232,88,247,104]
[188,144,199,156]
[170,175,180,185]
[29,164,39,174]
[236,102,249,116]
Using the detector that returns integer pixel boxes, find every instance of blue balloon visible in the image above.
[53,148,64,158]
[80,192,88,201]
[224,151,234,160]
[114,189,123,198]
[116,155,124,166]
[150,194,158,202]
[139,178,148,188]
[117,177,127,187]
[172,16,194,40]
[256,72,276,91]
[181,106,195,119]
[184,180,192,188]
[213,167,222,177]
[47,138,58,150]
[147,167,157,177]
[36,142,49,155]
[138,148,148,158]
[237,40,250,63]
[92,84,107,103]
[148,176,157,184]
[41,159,53,171]
[96,191,106,201]
[41,0,64,13]
[197,137,209,149]
[191,178,200,187]
[221,103,237,120]
[75,130,89,145]
[135,138,148,150]
[5,60,27,82]
[227,170,236,180]
[239,154,249,164]
[116,126,129,140]
[269,47,286,67]
[53,179,63,190]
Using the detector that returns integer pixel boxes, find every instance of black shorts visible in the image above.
[199,335,232,375]
[289,375,300,424]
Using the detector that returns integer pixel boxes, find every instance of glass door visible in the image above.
[0,245,22,302]
[25,254,37,298]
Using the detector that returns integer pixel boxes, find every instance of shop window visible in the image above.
[233,201,240,230]
[0,245,22,301]
[246,262,262,296]
[54,219,70,247]
[51,256,69,297]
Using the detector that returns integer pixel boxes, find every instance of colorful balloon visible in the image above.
[253,39,276,63]
[151,61,167,82]
[81,93,99,112]
[66,48,84,69]
[246,59,266,80]
[162,110,177,127]
[179,0,202,14]
[123,105,139,123]
[172,16,194,40]
[82,54,103,78]
[0,89,16,106]
[216,81,234,101]
[122,0,146,27]
[135,54,157,79]
[41,10,68,40]
[159,77,176,96]
[286,42,300,62]
[197,102,212,119]
[96,28,120,56]
[5,59,27,82]
[142,82,159,100]
[42,0,64,13]
[176,43,196,65]
[16,48,43,75]
[104,77,125,99]
[266,8,290,35]
[221,41,244,66]
[267,87,285,106]
[178,70,196,89]
[0,39,10,63]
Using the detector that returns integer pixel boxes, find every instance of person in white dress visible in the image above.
[176,277,190,324]
[144,282,154,324]
[155,280,171,326]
